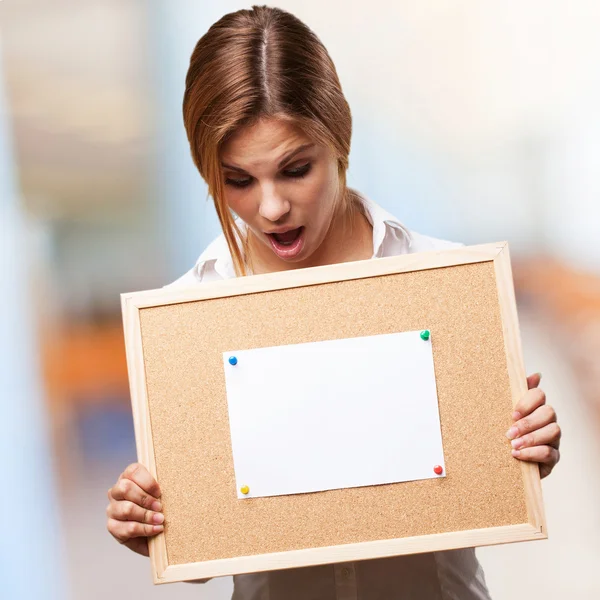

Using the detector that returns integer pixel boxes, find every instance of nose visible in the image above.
[258,184,290,223]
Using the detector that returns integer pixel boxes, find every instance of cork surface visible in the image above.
[139,261,528,566]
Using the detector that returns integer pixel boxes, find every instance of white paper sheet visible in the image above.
[223,330,445,499]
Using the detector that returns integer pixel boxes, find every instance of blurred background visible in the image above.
[1,1,599,598]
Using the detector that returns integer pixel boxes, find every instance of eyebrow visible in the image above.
[221,143,315,174]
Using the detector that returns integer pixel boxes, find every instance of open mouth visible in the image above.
[267,226,305,259]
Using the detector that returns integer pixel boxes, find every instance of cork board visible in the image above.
[121,242,546,585]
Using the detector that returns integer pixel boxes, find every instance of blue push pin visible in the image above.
[228,356,238,366]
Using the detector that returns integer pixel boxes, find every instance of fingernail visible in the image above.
[512,449,521,457]
[512,411,521,421]
[511,438,524,450]
[153,513,164,524]
[151,500,162,512]
[506,426,519,440]
[152,524,164,532]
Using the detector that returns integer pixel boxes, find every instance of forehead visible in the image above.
[220,118,314,166]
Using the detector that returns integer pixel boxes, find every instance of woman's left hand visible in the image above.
[506,373,561,479]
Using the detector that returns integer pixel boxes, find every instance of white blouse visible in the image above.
[166,192,492,600]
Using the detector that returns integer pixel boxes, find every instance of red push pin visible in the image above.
[434,465,444,475]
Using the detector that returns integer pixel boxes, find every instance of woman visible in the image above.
[106,6,561,599]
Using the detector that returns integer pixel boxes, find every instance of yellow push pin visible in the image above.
[240,485,250,495]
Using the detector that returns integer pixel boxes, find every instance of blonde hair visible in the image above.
[182,5,358,276]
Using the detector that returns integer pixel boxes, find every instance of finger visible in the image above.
[512,387,547,421]
[119,463,162,498]
[527,372,542,390]
[507,404,557,440]
[106,500,165,525]
[540,463,555,479]
[110,477,162,512]
[512,445,560,468]
[123,537,150,557]
[509,422,562,451]
[107,518,164,543]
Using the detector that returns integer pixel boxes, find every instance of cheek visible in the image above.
[305,169,340,229]
[225,191,256,222]
[298,167,339,215]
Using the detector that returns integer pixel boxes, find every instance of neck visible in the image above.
[247,202,373,275]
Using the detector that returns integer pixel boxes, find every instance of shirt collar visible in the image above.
[359,192,413,257]
[193,191,412,281]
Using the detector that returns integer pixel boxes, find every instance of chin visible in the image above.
[279,250,311,264]
[269,244,312,264]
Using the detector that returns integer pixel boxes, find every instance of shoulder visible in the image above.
[408,230,465,253]
[163,219,465,288]
[357,191,464,255]
[163,232,232,289]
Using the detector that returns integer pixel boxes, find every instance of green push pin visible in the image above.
[420,330,430,341]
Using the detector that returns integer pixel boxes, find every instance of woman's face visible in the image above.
[220,117,341,270]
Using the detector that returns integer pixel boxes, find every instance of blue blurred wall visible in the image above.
[0,39,68,599]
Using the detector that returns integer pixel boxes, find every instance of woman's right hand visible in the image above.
[106,462,165,557]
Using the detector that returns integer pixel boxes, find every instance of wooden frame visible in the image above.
[121,241,546,584]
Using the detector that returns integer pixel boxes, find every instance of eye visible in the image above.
[283,163,311,179]
[225,176,253,188]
